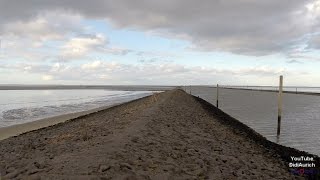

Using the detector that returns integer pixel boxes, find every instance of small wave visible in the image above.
[0,91,154,128]
[2,107,47,120]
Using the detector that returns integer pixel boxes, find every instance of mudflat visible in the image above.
[0,90,314,179]
[0,105,120,141]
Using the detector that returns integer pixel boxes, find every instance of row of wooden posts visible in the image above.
[186,75,284,137]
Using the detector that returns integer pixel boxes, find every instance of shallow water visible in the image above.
[186,86,320,156]
[226,86,320,93]
[0,90,154,128]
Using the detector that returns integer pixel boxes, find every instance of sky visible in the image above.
[1,0,320,86]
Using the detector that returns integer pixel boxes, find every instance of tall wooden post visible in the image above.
[190,85,191,94]
[277,75,283,136]
[216,84,219,108]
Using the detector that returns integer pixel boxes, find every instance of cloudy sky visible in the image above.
[0,0,320,86]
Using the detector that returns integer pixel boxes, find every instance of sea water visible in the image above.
[0,89,154,128]
[186,86,320,156]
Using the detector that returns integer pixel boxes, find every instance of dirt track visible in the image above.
[0,89,314,179]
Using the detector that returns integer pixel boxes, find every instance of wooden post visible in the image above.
[216,84,219,108]
[190,86,191,94]
[277,75,283,136]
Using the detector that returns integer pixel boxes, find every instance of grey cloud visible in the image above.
[288,54,320,62]
[0,0,316,56]
[307,34,320,49]
[0,10,83,39]
[287,60,303,64]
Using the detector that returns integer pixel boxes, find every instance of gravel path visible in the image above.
[0,90,311,179]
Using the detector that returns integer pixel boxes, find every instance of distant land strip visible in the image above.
[0,85,176,91]
[221,87,320,96]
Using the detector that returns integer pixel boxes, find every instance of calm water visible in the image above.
[226,86,320,93]
[186,86,320,156]
[0,90,154,128]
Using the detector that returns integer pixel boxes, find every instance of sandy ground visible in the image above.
[0,90,318,179]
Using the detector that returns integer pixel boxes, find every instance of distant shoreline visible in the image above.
[0,85,176,91]
[221,87,320,96]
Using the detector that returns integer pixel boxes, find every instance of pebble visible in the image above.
[171,153,178,159]
[3,170,18,179]
[99,165,111,172]
[28,168,39,175]
[131,137,139,143]
[219,155,228,163]
[34,162,41,169]
[6,166,15,173]
[187,148,196,155]
[120,163,133,170]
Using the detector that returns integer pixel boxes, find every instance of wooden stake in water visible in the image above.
[216,84,219,108]
[277,75,283,136]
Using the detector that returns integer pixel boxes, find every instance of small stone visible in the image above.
[6,166,15,173]
[252,164,257,169]
[187,148,196,155]
[219,155,228,163]
[99,165,111,172]
[28,168,39,175]
[3,170,18,179]
[171,153,178,159]
[46,153,54,159]
[120,163,133,170]
[34,162,41,169]
[131,137,139,143]
[149,163,158,168]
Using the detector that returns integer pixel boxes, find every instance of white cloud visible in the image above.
[1,60,303,85]
[0,11,85,62]
[57,34,131,61]
[0,58,311,85]
[61,34,106,59]
[42,75,54,81]
[81,60,120,71]
[102,47,132,56]
[81,61,104,70]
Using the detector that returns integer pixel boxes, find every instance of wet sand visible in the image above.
[0,104,122,141]
[0,89,318,179]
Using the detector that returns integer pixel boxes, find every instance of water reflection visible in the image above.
[186,86,320,156]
